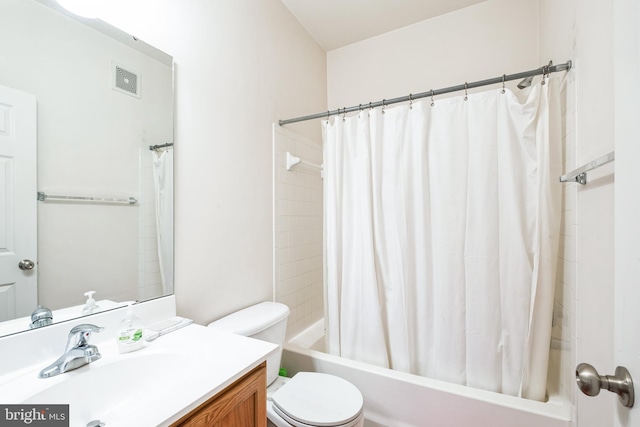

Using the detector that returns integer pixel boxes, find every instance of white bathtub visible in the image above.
[282,319,572,427]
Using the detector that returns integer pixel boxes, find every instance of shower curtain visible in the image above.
[152,149,174,295]
[324,77,563,401]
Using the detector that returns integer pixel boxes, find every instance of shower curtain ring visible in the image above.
[326,110,330,123]
[544,61,552,85]
[502,74,506,94]
[464,82,468,101]
[358,104,362,118]
[431,90,435,107]
[542,61,551,85]
[342,107,346,122]
[409,93,413,110]
[382,99,386,114]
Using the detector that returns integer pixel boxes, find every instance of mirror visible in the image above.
[0,0,174,336]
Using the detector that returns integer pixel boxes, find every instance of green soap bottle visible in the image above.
[117,305,145,353]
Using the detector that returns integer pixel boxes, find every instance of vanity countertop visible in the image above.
[0,323,277,427]
[157,324,277,426]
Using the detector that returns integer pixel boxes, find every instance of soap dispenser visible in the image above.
[81,291,100,315]
[116,304,145,353]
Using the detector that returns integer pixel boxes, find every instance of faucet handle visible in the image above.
[67,324,104,349]
[70,324,104,335]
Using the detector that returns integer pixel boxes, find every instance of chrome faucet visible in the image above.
[30,305,53,329]
[38,324,104,379]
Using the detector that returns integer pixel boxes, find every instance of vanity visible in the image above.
[0,296,277,427]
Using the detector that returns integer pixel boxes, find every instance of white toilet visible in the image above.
[207,302,365,427]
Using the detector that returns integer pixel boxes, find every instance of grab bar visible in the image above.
[37,192,137,205]
[559,151,614,185]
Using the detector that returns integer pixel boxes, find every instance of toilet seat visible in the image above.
[271,372,364,427]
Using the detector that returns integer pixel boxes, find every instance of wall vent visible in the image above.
[112,63,140,98]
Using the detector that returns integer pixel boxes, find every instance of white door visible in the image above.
[0,85,37,321]
[613,0,640,425]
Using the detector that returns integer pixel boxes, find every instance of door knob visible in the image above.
[576,363,634,407]
[18,259,35,270]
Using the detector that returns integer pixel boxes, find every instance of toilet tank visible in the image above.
[207,302,290,386]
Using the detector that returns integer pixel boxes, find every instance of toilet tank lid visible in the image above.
[207,302,290,336]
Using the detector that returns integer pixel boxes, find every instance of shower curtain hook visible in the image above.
[502,74,506,94]
[430,90,435,107]
[358,104,362,118]
[382,99,386,114]
[464,82,468,101]
[368,102,373,117]
[326,110,330,124]
[542,60,553,85]
[342,107,346,122]
[409,93,413,110]
[542,61,553,84]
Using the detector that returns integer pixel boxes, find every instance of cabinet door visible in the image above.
[172,362,266,427]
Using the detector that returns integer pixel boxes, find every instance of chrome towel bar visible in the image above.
[559,151,614,185]
[37,192,137,205]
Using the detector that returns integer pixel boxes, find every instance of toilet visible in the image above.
[207,302,365,427]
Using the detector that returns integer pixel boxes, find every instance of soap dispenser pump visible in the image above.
[81,291,100,315]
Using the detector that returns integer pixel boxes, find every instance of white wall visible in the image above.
[99,0,327,325]
[327,0,539,110]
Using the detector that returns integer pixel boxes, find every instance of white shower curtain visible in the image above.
[324,77,563,401]
[152,149,174,295]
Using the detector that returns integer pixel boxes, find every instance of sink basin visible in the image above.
[25,352,189,424]
[0,324,277,427]
[1,348,190,426]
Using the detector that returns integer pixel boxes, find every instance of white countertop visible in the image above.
[0,323,277,426]
[156,325,277,426]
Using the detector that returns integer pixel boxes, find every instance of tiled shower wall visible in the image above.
[548,71,577,404]
[273,125,324,339]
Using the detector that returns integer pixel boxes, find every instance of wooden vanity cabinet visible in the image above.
[171,362,267,427]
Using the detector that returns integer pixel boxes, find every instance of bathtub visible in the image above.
[281,319,572,427]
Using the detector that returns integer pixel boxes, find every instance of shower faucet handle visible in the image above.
[575,363,634,408]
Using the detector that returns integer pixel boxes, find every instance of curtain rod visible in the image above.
[279,60,572,126]
[149,143,174,151]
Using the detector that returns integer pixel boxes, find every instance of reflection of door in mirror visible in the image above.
[0,85,37,321]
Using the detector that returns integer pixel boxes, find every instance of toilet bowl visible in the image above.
[207,302,364,427]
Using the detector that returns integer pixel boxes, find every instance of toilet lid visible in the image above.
[272,372,363,427]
